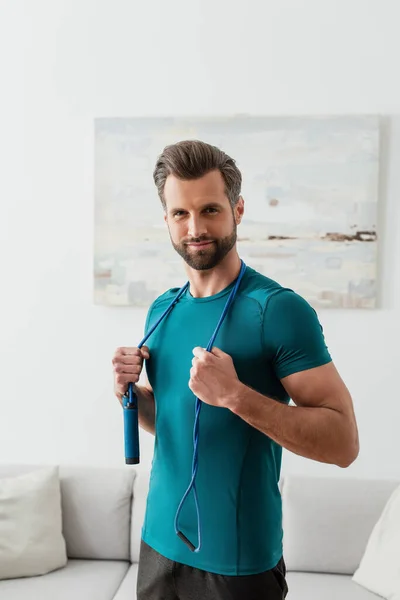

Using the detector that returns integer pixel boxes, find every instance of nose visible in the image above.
[187,214,207,239]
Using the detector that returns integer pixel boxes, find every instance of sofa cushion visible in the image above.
[352,482,400,599]
[113,564,139,600]
[282,475,399,574]
[59,466,135,560]
[0,467,67,580]
[0,465,135,561]
[0,559,129,600]
[286,572,382,600]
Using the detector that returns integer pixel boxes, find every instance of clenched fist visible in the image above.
[189,346,241,409]
[112,346,150,404]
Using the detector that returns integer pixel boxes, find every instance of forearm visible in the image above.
[134,385,156,436]
[229,383,357,468]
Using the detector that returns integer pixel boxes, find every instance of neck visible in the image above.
[185,249,242,298]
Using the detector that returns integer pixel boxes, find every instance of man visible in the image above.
[112,140,359,600]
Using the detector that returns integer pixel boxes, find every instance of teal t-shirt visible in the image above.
[141,266,331,575]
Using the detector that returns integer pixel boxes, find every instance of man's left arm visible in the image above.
[189,290,359,469]
[227,361,359,468]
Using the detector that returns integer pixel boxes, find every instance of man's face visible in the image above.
[163,170,244,271]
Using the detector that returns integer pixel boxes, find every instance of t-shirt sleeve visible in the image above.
[143,301,156,338]
[262,289,332,380]
[144,305,153,336]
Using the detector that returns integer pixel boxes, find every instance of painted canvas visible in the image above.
[94,116,379,308]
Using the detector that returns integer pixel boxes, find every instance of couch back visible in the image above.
[281,474,399,575]
[1,465,398,573]
[0,464,138,562]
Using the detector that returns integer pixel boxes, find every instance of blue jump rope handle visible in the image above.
[123,383,140,465]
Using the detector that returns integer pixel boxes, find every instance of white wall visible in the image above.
[1,0,399,480]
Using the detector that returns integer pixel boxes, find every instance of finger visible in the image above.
[192,347,207,359]
[114,364,142,375]
[114,355,143,366]
[119,347,142,356]
[115,373,140,388]
[210,346,226,358]
[140,346,150,360]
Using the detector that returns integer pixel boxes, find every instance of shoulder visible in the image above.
[146,286,183,317]
[241,267,318,321]
[240,266,291,310]
[153,287,181,306]
[265,287,317,318]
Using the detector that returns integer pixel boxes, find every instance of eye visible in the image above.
[173,211,186,217]
[204,207,218,214]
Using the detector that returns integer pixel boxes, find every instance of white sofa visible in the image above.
[0,464,396,599]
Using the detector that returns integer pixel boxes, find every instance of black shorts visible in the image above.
[137,540,289,600]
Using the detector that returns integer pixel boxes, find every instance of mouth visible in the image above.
[186,241,214,248]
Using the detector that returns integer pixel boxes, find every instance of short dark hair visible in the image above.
[153,140,242,209]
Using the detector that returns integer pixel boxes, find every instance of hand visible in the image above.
[112,346,150,404]
[188,346,241,409]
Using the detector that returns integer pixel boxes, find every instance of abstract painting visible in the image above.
[94,116,379,308]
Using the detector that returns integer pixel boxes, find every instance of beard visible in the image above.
[170,223,237,271]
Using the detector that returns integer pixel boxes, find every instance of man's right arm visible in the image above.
[112,345,156,436]
[135,377,156,436]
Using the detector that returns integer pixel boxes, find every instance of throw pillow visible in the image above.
[0,466,67,579]
[352,482,400,599]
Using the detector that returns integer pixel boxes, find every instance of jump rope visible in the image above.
[122,260,247,553]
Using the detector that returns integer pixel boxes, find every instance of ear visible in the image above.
[234,196,245,225]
